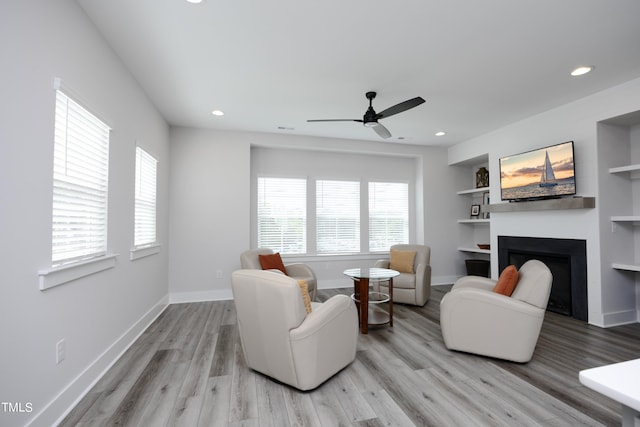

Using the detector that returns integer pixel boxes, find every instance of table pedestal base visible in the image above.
[351,277,393,334]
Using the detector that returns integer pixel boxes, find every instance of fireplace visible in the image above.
[498,236,588,321]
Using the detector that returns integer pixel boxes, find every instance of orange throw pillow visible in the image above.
[389,249,416,273]
[493,265,519,296]
[297,280,313,313]
[258,253,287,275]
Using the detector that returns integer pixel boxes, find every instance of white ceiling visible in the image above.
[76,0,640,147]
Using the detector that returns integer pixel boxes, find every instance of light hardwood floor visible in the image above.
[60,285,640,426]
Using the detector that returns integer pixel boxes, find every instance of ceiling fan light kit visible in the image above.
[307,91,425,139]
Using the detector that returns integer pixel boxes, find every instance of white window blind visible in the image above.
[134,146,158,247]
[52,90,110,266]
[369,182,409,252]
[316,180,360,254]
[257,177,306,254]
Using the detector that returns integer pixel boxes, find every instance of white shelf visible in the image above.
[612,263,640,272]
[609,164,640,174]
[458,246,491,254]
[611,216,640,223]
[456,187,489,196]
[457,219,490,224]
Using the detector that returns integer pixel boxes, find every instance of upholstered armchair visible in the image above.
[240,248,317,301]
[374,244,431,306]
[231,269,358,391]
[440,259,553,363]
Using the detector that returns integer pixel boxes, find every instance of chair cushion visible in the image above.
[390,249,416,273]
[297,280,312,313]
[259,252,287,275]
[493,265,519,296]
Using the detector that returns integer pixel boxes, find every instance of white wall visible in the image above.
[168,128,251,302]
[449,76,640,327]
[0,2,170,426]
[167,130,462,298]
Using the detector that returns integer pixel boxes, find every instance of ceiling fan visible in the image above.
[307,91,425,139]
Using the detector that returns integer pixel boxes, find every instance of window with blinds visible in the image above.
[257,177,306,254]
[134,146,158,248]
[316,180,360,254]
[52,90,111,266]
[369,182,409,252]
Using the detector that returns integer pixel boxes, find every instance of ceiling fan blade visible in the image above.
[376,97,425,120]
[307,119,363,123]
[372,122,392,139]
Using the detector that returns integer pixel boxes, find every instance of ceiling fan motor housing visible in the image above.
[363,107,378,126]
[363,91,378,126]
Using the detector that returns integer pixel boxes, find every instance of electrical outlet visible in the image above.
[216,270,223,279]
[56,339,65,364]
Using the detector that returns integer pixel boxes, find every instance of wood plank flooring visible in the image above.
[60,285,640,426]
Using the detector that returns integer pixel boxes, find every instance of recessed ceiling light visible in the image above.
[435,131,446,136]
[186,0,202,3]
[571,66,593,77]
[211,110,224,116]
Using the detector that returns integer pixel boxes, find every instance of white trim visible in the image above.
[432,275,460,286]
[601,309,639,327]
[38,254,118,290]
[130,243,161,261]
[32,296,169,427]
[317,278,354,289]
[170,289,234,303]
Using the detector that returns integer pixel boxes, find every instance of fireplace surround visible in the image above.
[498,236,588,321]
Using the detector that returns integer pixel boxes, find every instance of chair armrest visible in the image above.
[451,275,496,292]
[289,294,358,389]
[290,295,356,341]
[442,287,543,316]
[285,263,315,278]
[373,259,389,268]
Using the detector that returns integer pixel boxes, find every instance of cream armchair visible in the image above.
[374,244,431,306]
[231,270,358,391]
[240,248,317,301]
[440,259,552,363]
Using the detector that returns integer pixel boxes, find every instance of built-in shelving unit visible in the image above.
[456,186,490,255]
[599,111,640,277]
[452,155,491,257]
[608,163,640,271]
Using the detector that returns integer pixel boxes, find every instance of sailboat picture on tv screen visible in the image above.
[499,141,576,201]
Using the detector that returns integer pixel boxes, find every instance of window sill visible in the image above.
[38,254,118,291]
[283,253,386,263]
[130,243,161,261]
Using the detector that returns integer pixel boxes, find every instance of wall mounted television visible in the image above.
[499,140,576,202]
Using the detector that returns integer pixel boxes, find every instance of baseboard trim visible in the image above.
[32,295,169,427]
[170,289,233,303]
[601,309,639,327]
